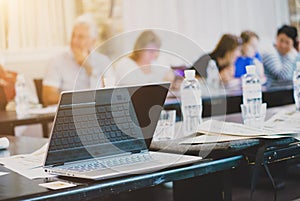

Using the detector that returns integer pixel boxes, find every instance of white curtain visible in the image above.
[122,0,290,55]
[0,1,8,50]
[0,0,76,51]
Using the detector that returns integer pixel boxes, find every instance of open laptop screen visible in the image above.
[45,83,170,166]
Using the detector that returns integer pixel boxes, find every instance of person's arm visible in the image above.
[253,58,267,84]
[262,50,295,80]
[42,85,60,106]
[42,57,62,106]
[88,54,113,88]
[163,69,175,83]
[103,65,116,87]
[219,65,235,84]
[72,48,94,76]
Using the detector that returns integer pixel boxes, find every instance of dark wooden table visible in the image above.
[165,82,294,118]
[0,111,55,137]
[153,104,300,200]
[0,135,243,201]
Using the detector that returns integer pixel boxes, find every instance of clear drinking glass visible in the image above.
[240,103,267,129]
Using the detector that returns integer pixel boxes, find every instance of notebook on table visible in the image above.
[43,83,202,180]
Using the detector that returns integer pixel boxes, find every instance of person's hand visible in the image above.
[72,48,89,65]
[72,48,93,76]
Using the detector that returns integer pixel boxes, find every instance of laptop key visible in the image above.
[97,106,105,113]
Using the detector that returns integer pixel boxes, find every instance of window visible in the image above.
[288,0,300,32]
[0,0,77,51]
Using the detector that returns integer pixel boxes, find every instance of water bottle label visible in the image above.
[181,90,202,105]
[243,84,262,99]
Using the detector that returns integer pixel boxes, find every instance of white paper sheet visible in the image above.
[0,172,9,177]
[197,120,292,137]
[28,105,57,115]
[265,109,300,141]
[182,110,300,145]
[39,181,77,190]
[180,134,253,144]
[0,143,55,179]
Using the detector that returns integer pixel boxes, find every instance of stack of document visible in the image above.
[181,115,300,145]
[0,143,55,179]
[264,109,300,133]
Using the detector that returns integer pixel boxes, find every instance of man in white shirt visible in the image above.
[43,14,113,106]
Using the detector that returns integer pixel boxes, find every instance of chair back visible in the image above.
[34,78,43,105]
[0,86,7,110]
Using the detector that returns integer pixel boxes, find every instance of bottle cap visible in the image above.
[184,70,195,79]
[296,62,300,70]
[245,65,256,74]
[16,74,26,82]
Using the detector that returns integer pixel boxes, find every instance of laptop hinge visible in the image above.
[52,162,64,167]
[136,149,148,154]
[131,150,141,154]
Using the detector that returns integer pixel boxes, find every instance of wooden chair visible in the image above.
[0,86,7,110]
[33,79,43,106]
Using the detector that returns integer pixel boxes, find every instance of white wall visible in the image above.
[2,47,66,79]
[1,0,291,77]
[122,0,290,63]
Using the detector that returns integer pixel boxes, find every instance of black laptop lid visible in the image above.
[129,83,170,147]
[44,83,170,166]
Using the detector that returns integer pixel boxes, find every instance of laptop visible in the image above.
[43,83,202,180]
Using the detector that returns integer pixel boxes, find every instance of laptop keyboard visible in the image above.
[55,153,152,173]
[51,103,140,150]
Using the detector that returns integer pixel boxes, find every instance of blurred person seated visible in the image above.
[193,34,241,86]
[262,25,298,84]
[235,31,267,84]
[0,65,17,102]
[113,30,174,86]
[0,65,39,112]
[42,14,112,106]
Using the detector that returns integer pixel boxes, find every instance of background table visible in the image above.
[0,111,55,137]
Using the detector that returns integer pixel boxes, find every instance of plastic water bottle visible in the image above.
[293,62,300,111]
[15,74,29,116]
[181,70,202,135]
[206,60,220,90]
[242,65,262,115]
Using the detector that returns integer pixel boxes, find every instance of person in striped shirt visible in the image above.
[262,25,298,84]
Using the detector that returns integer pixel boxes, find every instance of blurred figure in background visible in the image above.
[235,31,266,84]
[193,34,241,86]
[114,30,174,86]
[42,14,112,106]
[262,25,298,84]
[0,65,17,102]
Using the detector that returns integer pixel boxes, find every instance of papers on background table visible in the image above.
[181,116,300,145]
[0,143,55,179]
[197,120,294,137]
[28,105,57,115]
[264,109,300,131]
[180,134,253,145]
[265,109,300,141]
